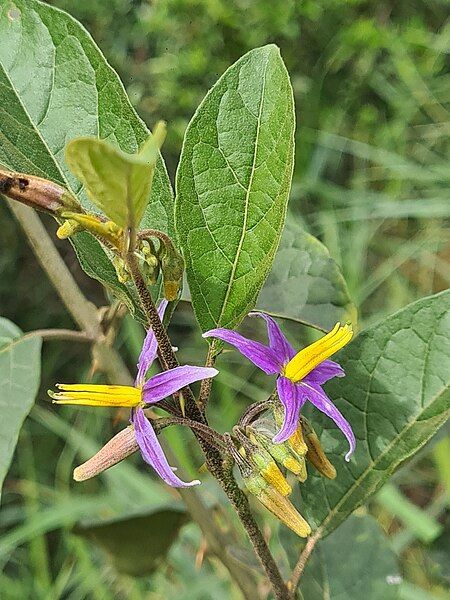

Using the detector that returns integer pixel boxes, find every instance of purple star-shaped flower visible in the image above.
[203,312,356,461]
[52,300,218,487]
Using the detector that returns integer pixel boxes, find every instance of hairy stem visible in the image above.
[126,251,288,599]
[10,203,257,600]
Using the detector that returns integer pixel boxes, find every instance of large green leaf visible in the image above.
[0,318,41,500]
[256,216,356,331]
[298,515,401,600]
[0,0,174,311]
[301,290,450,536]
[175,45,295,332]
[74,508,187,576]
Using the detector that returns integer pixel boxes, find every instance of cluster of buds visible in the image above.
[108,231,184,301]
[227,408,337,537]
[0,168,184,302]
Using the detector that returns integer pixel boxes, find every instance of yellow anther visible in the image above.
[284,323,353,383]
[261,462,292,497]
[49,383,141,407]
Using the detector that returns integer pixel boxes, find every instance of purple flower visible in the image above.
[51,300,218,486]
[203,313,355,461]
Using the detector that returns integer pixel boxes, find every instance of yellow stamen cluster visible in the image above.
[49,384,141,407]
[284,322,353,383]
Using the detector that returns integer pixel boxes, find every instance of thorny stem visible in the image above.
[9,204,257,600]
[126,249,289,600]
[125,249,205,420]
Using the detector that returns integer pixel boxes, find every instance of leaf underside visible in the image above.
[0,318,41,499]
[0,0,174,315]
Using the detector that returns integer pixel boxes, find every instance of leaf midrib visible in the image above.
[215,54,269,327]
[318,377,449,535]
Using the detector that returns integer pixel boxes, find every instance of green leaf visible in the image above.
[0,0,174,310]
[175,44,295,331]
[65,123,165,229]
[301,290,450,536]
[0,319,41,500]
[74,508,187,576]
[298,515,401,600]
[256,216,356,331]
[377,483,442,543]
[0,316,22,348]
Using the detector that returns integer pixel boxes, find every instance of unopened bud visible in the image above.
[248,426,307,482]
[159,242,184,301]
[245,473,311,538]
[301,417,337,479]
[0,168,79,214]
[234,427,291,496]
[141,240,160,285]
[57,219,83,239]
[73,426,138,481]
[112,256,130,284]
[60,212,124,250]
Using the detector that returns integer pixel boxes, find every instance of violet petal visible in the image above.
[273,376,302,443]
[303,359,345,386]
[135,300,168,386]
[133,407,200,487]
[249,312,296,364]
[143,365,218,403]
[298,381,356,460]
[202,328,280,374]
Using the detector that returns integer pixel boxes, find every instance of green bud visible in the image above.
[245,472,311,538]
[112,256,130,284]
[159,241,184,301]
[301,417,337,479]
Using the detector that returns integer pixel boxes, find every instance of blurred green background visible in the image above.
[1,0,449,598]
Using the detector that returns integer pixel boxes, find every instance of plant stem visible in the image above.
[198,344,216,411]
[287,530,321,598]
[212,462,290,599]
[126,250,289,599]
[10,203,257,599]
[22,329,92,342]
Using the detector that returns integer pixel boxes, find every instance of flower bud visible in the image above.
[301,417,337,479]
[247,425,307,483]
[234,427,291,496]
[159,241,184,301]
[141,240,160,285]
[225,432,311,538]
[73,426,138,481]
[1,168,80,214]
[58,212,124,250]
[245,472,311,538]
[112,256,130,284]
[272,404,308,457]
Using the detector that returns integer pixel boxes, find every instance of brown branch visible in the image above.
[288,530,321,597]
[21,329,93,343]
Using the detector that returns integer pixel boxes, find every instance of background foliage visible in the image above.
[0,0,449,598]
